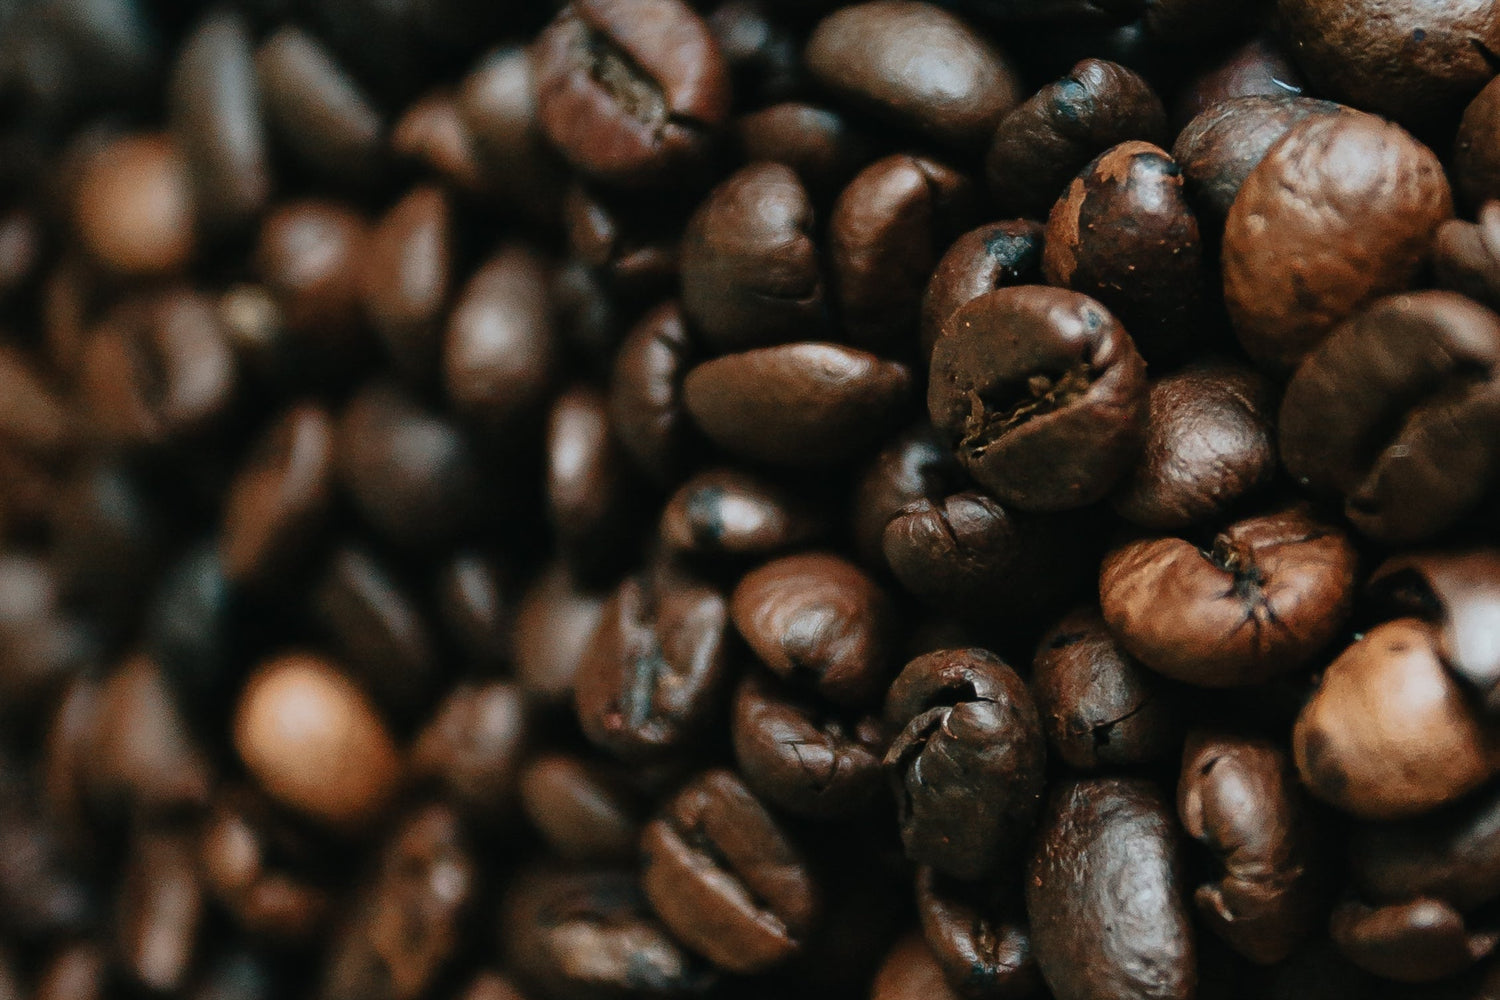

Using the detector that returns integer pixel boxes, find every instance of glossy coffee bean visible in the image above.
[1026,778,1195,1000]
[411,682,528,825]
[1350,778,1500,914]
[514,562,607,707]
[1100,507,1357,687]
[806,2,1021,151]
[1177,731,1320,964]
[928,286,1147,510]
[1171,34,1305,130]
[1280,291,1500,543]
[885,649,1045,879]
[871,932,961,1000]
[919,221,1044,362]
[574,568,731,761]
[1329,897,1496,984]
[116,822,204,993]
[458,46,568,224]
[1457,78,1500,209]
[660,467,824,562]
[851,424,963,570]
[518,754,645,863]
[1222,111,1453,370]
[255,200,370,361]
[829,153,975,352]
[915,867,1043,1000]
[1112,361,1276,530]
[679,162,826,353]
[72,133,196,276]
[546,386,645,580]
[731,552,896,709]
[986,58,1166,220]
[255,27,385,185]
[1032,607,1177,770]
[733,103,875,199]
[641,769,819,973]
[731,670,886,819]
[361,186,452,383]
[1294,619,1500,821]
[1434,203,1500,312]
[534,0,730,188]
[233,653,403,833]
[608,301,699,486]
[683,343,912,467]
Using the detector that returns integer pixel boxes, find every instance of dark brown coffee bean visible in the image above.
[117,821,204,993]
[1350,778,1500,913]
[1100,506,1357,687]
[1222,111,1453,370]
[199,787,331,942]
[455,972,530,1000]
[850,425,963,571]
[884,648,1045,879]
[457,46,568,225]
[730,670,887,819]
[709,1,804,111]
[1043,141,1206,359]
[169,9,269,234]
[1329,897,1496,984]
[337,382,481,550]
[1112,361,1276,530]
[500,868,715,1000]
[533,0,730,188]
[514,562,607,707]
[546,385,646,581]
[255,200,370,362]
[0,347,74,539]
[0,762,93,940]
[445,244,556,436]
[679,162,826,353]
[919,221,1044,362]
[871,932,961,1000]
[574,568,732,762]
[641,769,819,973]
[607,301,699,486]
[1458,78,1500,209]
[0,555,93,725]
[829,153,976,352]
[411,683,528,826]
[733,103,875,198]
[233,653,403,833]
[1178,731,1320,965]
[255,28,385,185]
[1277,0,1499,126]
[361,186,451,383]
[661,467,825,562]
[391,90,486,195]
[1435,204,1500,312]
[1032,607,1177,770]
[50,457,159,629]
[928,285,1147,511]
[1368,550,1500,711]
[1171,34,1306,132]
[221,403,335,588]
[563,185,679,297]
[683,343,911,467]
[1294,619,1500,821]
[72,133,196,276]
[1280,291,1500,543]
[1026,777,1196,1000]
[986,59,1166,220]
[731,552,896,709]
[806,2,1021,151]
[518,754,646,863]
[437,551,512,673]
[916,870,1043,999]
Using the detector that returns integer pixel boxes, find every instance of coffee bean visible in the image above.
[1100,506,1357,687]
[563,184,681,297]
[390,90,485,195]
[660,467,825,562]
[518,754,646,863]
[255,200,371,366]
[919,220,1044,362]
[513,561,607,707]
[116,822,204,993]
[607,301,700,486]
[410,682,528,825]
[871,932,961,1000]
[72,133,196,276]
[0,762,93,940]
[1171,34,1306,131]
[640,769,819,973]
[1222,111,1453,370]
[733,103,875,199]
[708,1,804,111]
[457,46,568,224]
[1458,77,1500,209]
[928,285,1147,510]
[534,0,730,188]
[683,342,912,467]
[915,867,1043,998]
[986,58,1166,220]
[454,972,529,1000]
[32,944,105,1000]
[1026,777,1196,1000]
[361,186,452,384]
[146,543,247,735]
[731,552,896,709]
[1435,204,1500,312]
[437,551,512,673]
[1032,606,1177,770]
[806,2,1021,151]
[256,28,385,185]
[546,385,647,582]
[850,425,962,571]
[884,648,1045,879]
[233,653,403,833]
[1351,778,1500,913]
[1280,290,1500,543]
[1329,897,1496,984]
[0,555,93,726]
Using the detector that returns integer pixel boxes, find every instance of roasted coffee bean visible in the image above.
[438,551,512,673]
[679,162,826,353]
[458,46,569,224]
[1171,34,1305,129]
[533,0,730,188]
[730,670,887,819]
[1435,203,1500,311]
[1280,291,1500,543]
[683,343,911,467]
[411,683,528,825]
[708,1,804,111]
[199,788,331,942]
[0,763,93,939]
[500,868,715,1000]
[361,186,452,383]
[514,562,607,707]
[640,769,819,973]
[50,456,159,628]
[1458,78,1500,209]
[574,567,732,761]
[0,346,71,537]
[806,2,1021,151]
[255,200,370,363]
[1277,0,1500,127]
[454,972,529,1000]
[1294,618,1500,821]
[1350,778,1500,913]
[518,754,646,863]
[233,653,403,833]
[1329,897,1497,984]
[1100,506,1357,687]
[608,301,699,486]
[919,221,1044,362]
[871,932,962,1000]
[915,867,1043,999]
[986,59,1166,220]
[563,186,679,296]
[829,153,976,352]
[733,103,875,199]
[72,133,196,276]
[884,648,1045,879]
[32,944,106,1000]
[1043,141,1206,359]
[116,822,204,993]
[255,27,385,185]
[1222,111,1453,370]
[660,467,824,562]
[928,285,1148,510]
[1178,731,1320,965]
[546,386,646,580]
[0,555,92,725]
[731,552,896,709]
[1112,361,1276,530]
[851,424,964,570]
[391,90,486,195]
[1032,607,1177,770]
[1026,777,1195,1000]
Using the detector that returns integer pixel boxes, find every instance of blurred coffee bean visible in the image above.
[733,103,875,199]
[146,542,248,734]
[437,551,512,673]
[32,943,106,1000]
[1350,778,1500,914]
[411,682,528,825]
[1434,204,1500,312]
[0,554,93,725]
[72,133,196,276]
[919,221,1044,362]
[513,561,607,707]
[608,301,700,486]
[361,186,452,384]
[518,754,646,863]
[457,46,568,225]
[256,27,385,186]
[545,385,646,582]
[1457,78,1500,209]
[0,761,93,940]
[1329,896,1496,984]
[563,185,680,297]
[199,788,332,942]
[709,1,804,110]
[1172,34,1304,130]
[116,821,204,993]
[50,455,158,631]
[390,90,485,195]
[661,467,825,563]
[255,200,371,369]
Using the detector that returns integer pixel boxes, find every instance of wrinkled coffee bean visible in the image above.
[919,221,1044,362]
[852,424,963,570]
[915,867,1043,999]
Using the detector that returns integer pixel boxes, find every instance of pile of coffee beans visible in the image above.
[4,0,1500,997]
